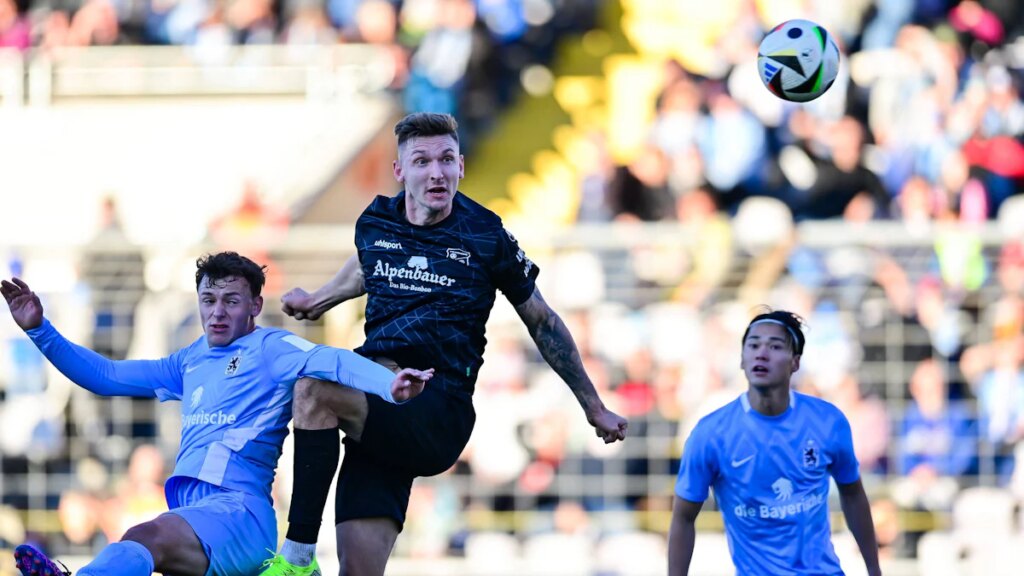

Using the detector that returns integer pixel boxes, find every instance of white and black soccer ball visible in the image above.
[757,19,840,103]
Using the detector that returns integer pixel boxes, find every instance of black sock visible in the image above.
[285,428,340,544]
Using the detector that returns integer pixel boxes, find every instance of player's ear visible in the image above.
[791,354,800,373]
[251,295,264,318]
[393,159,404,183]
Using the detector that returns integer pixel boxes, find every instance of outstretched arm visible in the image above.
[270,335,432,404]
[668,496,703,576]
[281,254,366,321]
[837,479,882,576]
[513,287,627,443]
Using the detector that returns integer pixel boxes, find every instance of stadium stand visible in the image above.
[1,0,1023,575]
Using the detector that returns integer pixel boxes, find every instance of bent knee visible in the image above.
[122,521,160,545]
[294,377,354,428]
[294,377,329,405]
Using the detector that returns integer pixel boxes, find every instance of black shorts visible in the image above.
[334,384,474,529]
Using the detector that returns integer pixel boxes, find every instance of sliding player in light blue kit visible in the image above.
[668,308,882,576]
[1,252,432,576]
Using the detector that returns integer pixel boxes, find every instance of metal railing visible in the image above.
[0,44,396,107]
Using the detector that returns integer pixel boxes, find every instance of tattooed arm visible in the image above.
[514,287,628,443]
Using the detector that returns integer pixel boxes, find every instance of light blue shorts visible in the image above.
[165,477,277,576]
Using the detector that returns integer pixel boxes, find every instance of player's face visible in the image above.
[394,134,464,225]
[198,275,263,347]
[740,323,800,387]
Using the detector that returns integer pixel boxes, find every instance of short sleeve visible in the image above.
[491,228,540,305]
[675,422,718,502]
[828,411,860,485]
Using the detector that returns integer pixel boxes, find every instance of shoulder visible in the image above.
[795,392,851,429]
[358,194,402,224]
[177,335,209,363]
[795,392,845,418]
[691,397,742,439]
[454,192,502,225]
[252,327,317,352]
[451,192,508,238]
[795,392,842,416]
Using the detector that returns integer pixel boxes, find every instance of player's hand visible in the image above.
[588,406,628,444]
[0,277,44,331]
[281,288,321,321]
[391,367,433,402]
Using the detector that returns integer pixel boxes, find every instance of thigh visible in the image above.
[335,445,415,528]
[125,513,208,576]
[169,488,277,576]
[296,377,368,436]
[358,386,475,476]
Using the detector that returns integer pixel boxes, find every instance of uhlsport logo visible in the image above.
[374,239,403,250]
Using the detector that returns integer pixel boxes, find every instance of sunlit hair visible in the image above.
[394,112,459,148]
[742,307,806,355]
[195,252,267,298]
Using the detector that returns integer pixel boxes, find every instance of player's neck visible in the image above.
[405,204,452,226]
[746,384,791,416]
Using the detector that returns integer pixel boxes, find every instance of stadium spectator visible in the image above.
[671,187,734,307]
[961,337,1024,484]
[2,252,432,576]
[102,444,169,541]
[0,0,30,51]
[668,308,881,576]
[893,358,976,512]
[263,112,627,576]
[81,196,146,362]
[78,196,153,463]
[403,0,475,118]
[995,241,1024,296]
[790,116,890,221]
[829,373,891,474]
[209,181,289,295]
[56,490,107,553]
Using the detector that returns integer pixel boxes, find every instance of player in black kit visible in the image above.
[259,112,628,576]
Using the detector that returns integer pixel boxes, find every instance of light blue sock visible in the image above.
[78,541,155,576]
[280,538,316,567]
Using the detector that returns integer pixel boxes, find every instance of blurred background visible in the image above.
[1,0,1023,574]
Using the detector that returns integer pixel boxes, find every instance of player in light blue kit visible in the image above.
[669,308,882,576]
[0,252,433,576]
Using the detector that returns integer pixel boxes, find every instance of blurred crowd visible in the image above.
[2,0,1024,571]
[0,0,601,153]
[558,0,1024,226]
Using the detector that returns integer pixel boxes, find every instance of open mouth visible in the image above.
[752,366,769,375]
[427,186,448,196]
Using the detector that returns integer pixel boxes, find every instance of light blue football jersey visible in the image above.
[27,320,400,506]
[676,391,860,575]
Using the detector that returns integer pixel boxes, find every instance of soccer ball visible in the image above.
[757,19,840,102]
